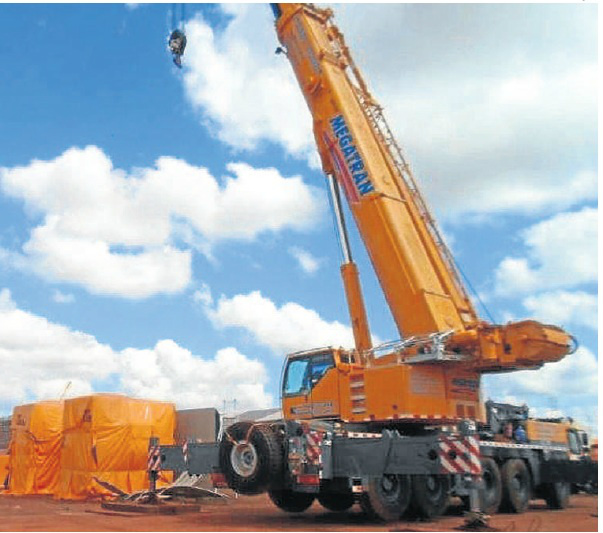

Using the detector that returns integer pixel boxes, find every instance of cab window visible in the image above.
[568,431,582,454]
[283,353,335,396]
[309,354,334,386]
[284,358,310,396]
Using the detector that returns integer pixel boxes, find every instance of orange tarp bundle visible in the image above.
[0,453,9,487]
[56,394,175,500]
[7,401,64,495]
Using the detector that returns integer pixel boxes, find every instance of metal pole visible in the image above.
[148,436,159,497]
[326,174,352,264]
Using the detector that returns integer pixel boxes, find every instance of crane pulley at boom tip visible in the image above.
[168,4,187,68]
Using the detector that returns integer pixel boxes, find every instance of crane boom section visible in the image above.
[274,4,477,337]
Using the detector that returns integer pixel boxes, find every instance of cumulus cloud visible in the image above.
[119,341,271,410]
[494,207,597,295]
[0,146,322,299]
[180,4,596,218]
[0,288,117,406]
[484,346,597,405]
[0,288,271,413]
[182,5,316,164]
[206,290,355,354]
[289,246,321,275]
[522,291,597,331]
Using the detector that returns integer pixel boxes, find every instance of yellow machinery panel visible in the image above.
[525,420,569,445]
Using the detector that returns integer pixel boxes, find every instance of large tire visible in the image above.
[501,459,531,513]
[219,422,283,495]
[318,491,355,512]
[360,474,411,521]
[410,475,450,519]
[269,489,315,513]
[543,481,571,509]
[479,458,503,514]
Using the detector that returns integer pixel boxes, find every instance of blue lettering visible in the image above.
[335,125,348,138]
[339,134,352,147]
[346,151,361,164]
[353,172,368,185]
[330,115,346,131]
[357,180,374,195]
[342,145,356,158]
[329,114,374,197]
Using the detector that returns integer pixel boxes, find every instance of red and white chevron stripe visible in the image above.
[439,435,481,475]
[147,445,161,473]
[182,441,189,464]
[305,430,323,462]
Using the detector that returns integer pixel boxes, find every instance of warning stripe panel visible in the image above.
[439,436,481,475]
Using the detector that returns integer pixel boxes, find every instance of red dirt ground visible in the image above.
[0,493,597,532]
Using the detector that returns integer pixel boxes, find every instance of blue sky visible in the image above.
[0,4,597,431]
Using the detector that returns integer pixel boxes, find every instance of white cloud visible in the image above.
[180,4,596,218]
[119,341,271,411]
[182,6,317,165]
[484,346,597,400]
[483,346,598,434]
[52,290,75,304]
[0,288,272,413]
[193,283,213,306]
[494,207,597,295]
[0,288,117,406]
[289,246,321,275]
[34,379,93,401]
[0,146,322,299]
[522,291,597,331]
[206,290,355,354]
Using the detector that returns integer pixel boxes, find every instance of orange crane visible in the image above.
[271,3,573,425]
[155,4,580,522]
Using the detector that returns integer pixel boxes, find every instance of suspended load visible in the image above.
[168,4,187,68]
[168,29,187,68]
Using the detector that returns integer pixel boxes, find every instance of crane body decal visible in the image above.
[328,115,374,197]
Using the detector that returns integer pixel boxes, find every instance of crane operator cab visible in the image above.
[168,29,187,67]
[281,348,346,421]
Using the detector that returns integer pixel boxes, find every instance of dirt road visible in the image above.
[0,493,597,531]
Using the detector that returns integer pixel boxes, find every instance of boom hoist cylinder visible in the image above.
[326,174,372,354]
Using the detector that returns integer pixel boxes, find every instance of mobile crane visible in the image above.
[153,3,581,521]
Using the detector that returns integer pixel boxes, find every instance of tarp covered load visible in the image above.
[56,394,175,500]
[0,453,9,488]
[7,401,64,495]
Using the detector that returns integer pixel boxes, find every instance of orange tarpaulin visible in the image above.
[0,453,9,488]
[7,401,64,495]
[56,394,175,500]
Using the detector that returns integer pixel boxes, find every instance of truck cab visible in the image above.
[281,348,346,420]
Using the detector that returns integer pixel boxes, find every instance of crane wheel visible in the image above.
[269,489,315,513]
[317,491,355,512]
[478,458,502,514]
[543,481,571,509]
[360,474,411,521]
[409,474,450,519]
[500,459,531,513]
[219,421,283,495]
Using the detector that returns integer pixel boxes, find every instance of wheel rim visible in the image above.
[424,476,443,501]
[512,473,526,499]
[230,441,258,478]
[379,474,402,504]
